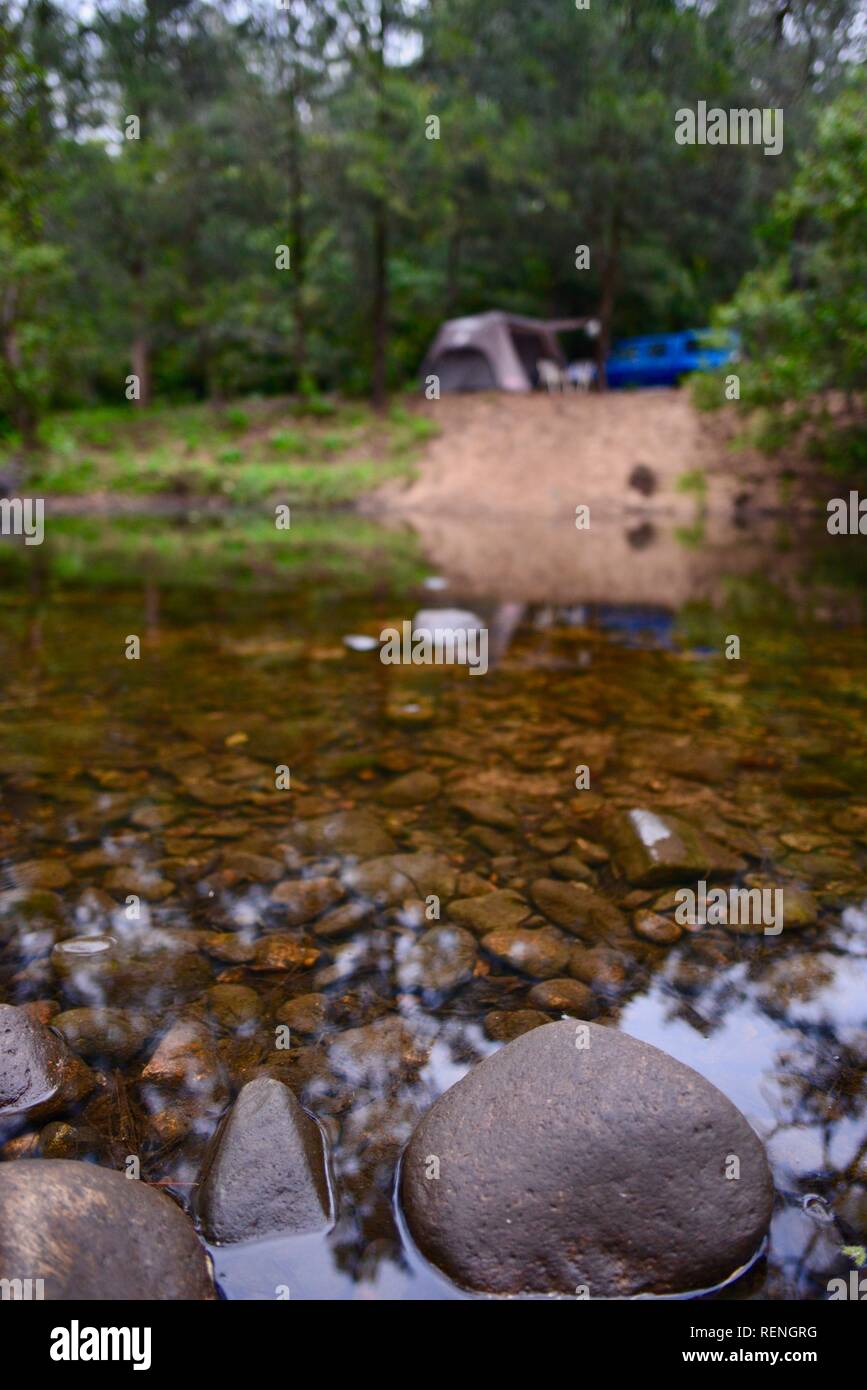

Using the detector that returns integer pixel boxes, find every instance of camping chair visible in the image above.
[537,358,566,393]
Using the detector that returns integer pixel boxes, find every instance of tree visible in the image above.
[0,5,66,446]
[705,73,867,471]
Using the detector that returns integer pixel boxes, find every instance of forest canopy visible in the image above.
[0,0,864,435]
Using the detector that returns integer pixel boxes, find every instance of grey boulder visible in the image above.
[401,1020,773,1297]
[0,1159,215,1299]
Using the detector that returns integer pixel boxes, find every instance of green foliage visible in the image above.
[675,470,708,497]
[706,73,867,473]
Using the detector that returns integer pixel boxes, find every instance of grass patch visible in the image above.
[14,395,436,505]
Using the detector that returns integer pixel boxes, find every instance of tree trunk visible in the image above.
[594,213,621,392]
[371,209,388,411]
[2,287,38,450]
[285,2,308,388]
[131,329,151,408]
[445,225,462,314]
[371,1,390,413]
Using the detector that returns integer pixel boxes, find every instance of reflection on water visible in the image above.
[0,510,866,1300]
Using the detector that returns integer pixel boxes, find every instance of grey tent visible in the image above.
[420,310,592,392]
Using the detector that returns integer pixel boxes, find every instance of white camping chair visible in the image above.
[568,361,595,392]
[537,358,566,393]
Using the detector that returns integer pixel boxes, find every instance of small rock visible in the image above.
[11,859,72,891]
[482,927,571,979]
[296,809,396,860]
[380,771,440,806]
[450,794,518,831]
[449,890,530,937]
[344,852,456,906]
[313,900,372,939]
[39,1121,102,1160]
[222,851,284,883]
[204,985,262,1032]
[53,1007,151,1063]
[484,1009,549,1041]
[103,866,175,901]
[200,931,257,964]
[275,994,330,1035]
[527,978,598,1017]
[633,911,682,945]
[529,879,625,938]
[549,855,594,882]
[569,945,627,992]
[397,926,477,995]
[328,1015,430,1089]
[141,1020,225,1097]
[271,876,344,925]
[251,936,321,972]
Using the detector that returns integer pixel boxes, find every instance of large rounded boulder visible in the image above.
[0,1160,216,1299]
[401,1020,773,1297]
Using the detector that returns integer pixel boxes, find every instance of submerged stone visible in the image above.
[397,925,477,995]
[484,1009,549,1041]
[51,931,210,1007]
[270,876,344,924]
[313,900,372,939]
[527,978,598,1017]
[380,770,440,806]
[568,945,627,992]
[197,1077,331,1244]
[275,993,330,1035]
[327,1014,431,1089]
[141,1019,226,1100]
[401,1020,773,1297]
[449,890,530,937]
[11,859,72,891]
[633,910,682,944]
[53,1007,151,1063]
[531,879,627,938]
[604,807,745,887]
[481,926,571,979]
[343,851,456,905]
[296,809,395,859]
[450,793,518,831]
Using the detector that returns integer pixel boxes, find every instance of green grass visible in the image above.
[14,395,436,506]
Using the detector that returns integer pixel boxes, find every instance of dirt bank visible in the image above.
[371,389,818,520]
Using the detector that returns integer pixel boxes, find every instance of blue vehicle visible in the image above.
[603,329,738,389]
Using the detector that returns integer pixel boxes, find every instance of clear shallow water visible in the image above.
[0,510,866,1300]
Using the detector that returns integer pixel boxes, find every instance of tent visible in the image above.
[420,310,592,392]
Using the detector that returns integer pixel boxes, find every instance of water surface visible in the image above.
[1,510,865,1300]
